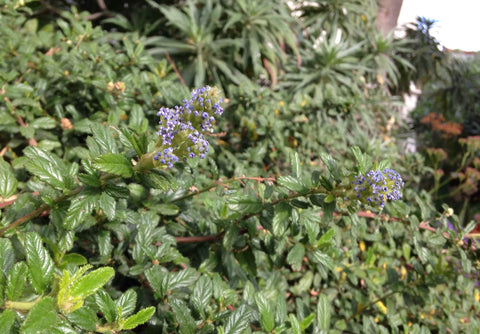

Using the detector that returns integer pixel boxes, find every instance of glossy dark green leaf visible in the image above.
[93,153,133,178]
[0,158,17,199]
[223,304,252,334]
[24,232,54,294]
[66,306,97,331]
[63,193,99,230]
[88,123,118,156]
[94,290,116,323]
[98,192,116,221]
[227,194,263,214]
[277,175,309,193]
[310,251,334,271]
[170,299,196,334]
[192,275,213,318]
[350,146,371,174]
[0,238,15,277]
[20,297,59,334]
[5,261,28,300]
[273,202,291,236]
[116,289,137,318]
[255,293,275,332]
[319,152,341,180]
[287,243,305,271]
[24,146,67,189]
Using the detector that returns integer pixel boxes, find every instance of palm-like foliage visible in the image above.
[282,33,365,106]
[144,0,246,89]
[222,0,299,84]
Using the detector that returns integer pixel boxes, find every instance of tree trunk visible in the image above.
[376,0,403,36]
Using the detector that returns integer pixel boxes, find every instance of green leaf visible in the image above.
[255,294,275,332]
[0,158,17,199]
[317,228,335,248]
[300,313,315,331]
[99,192,116,221]
[63,192,99,230]
[65,306,97,331]
[116,289,137,318]
[20,297,60,334]
[277,175,309,193]
[289,313,301,334]
[0,238,15,277]
[70,267,114,299]
[137,170,172,191]
[5,261,28,300]
[94,290,116,323]
[223,304,252,334]
[153,203,179,216]
[170,299,196,334]
[227,194,263,214]
[350,146,371,174]
[61,253,88,267]
[287,244,305,271]
[310,251,334,271]
[273,202,291,236]
[93,153,133,178]
[291,152,302,179]
[317,294,331,330]
[24,232,54,294]
[24,146,67,189]
[319,152,341,180]
[192,275,212,318]
[88,123,118,157]
[31,117,56,129]
[0,309,15,333]
[122,306,156,330]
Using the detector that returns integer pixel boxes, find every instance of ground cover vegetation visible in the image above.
[0,0,479,332]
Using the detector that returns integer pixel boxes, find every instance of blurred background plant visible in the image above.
[0,0,479,332]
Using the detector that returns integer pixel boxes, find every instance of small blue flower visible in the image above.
[352,168,404,208]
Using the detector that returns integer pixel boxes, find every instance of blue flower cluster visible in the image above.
[153,86,223,168]
[352,168,404,208]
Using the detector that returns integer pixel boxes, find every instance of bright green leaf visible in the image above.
[70,267,114,298]
[116,289,137,318]
[65,306,97,331]
[122,306,156,330]
[0,309,15,333]
[94,290,116,323]
[5,261,28,300]
[255,294,275,332]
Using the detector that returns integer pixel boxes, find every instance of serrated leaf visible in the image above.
[116,289,137,318]
[291,152,301,179]
[24,232,54,294]
[317,294,331,330]
[227,194,263,214]
[255,294,275,332]
[70,267,114,298]
[65,306,97,331]
[153,203,179,216]
[317,228,335,248]
[192,275,213,318]
[0,309,15,333]
[64,192,99,230]
[0,158,17,199]
[20,297,59,333]
[170,299,196,334]
[94,290,116,323]
[287,244,305,271]
[99,192,116,220]
[122,306,156,330]
[277,175,309,193]
[138,171,171,191]
[319,152,341,180]
[24,146,67,189]
[300,313,315,331]
[310,251,334,271]
[89,123,118,156]
[105,183,130,199]
[93,153,133,178]
[289,314,301,334]
[0,238,15,277]
[350,146,371,174]
[224,304,252,334]
[61,253,88,266]
[5,261,28,300]
[31,117,56,129]
[273,202,291,236]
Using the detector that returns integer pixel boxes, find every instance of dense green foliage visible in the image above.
[0,1,479,333]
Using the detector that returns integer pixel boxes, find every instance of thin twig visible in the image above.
[165,52,187,87]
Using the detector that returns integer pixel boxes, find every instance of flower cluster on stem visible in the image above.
[136,86,224,170]
[350,168,404,209]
